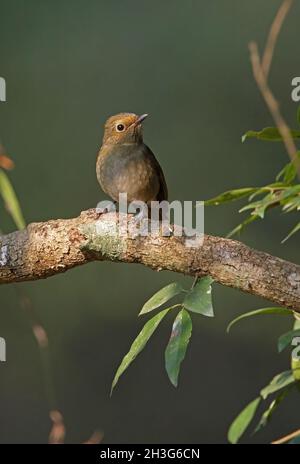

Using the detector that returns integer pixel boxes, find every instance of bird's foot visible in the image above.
[128,202,148,224]
[131,209,147,224]
[128,205,149,237]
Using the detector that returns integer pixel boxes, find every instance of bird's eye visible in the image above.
[116,123,125,132]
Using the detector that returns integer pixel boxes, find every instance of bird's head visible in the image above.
[102,112,148,145]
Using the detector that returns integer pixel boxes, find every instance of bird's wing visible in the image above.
[143,144,168,202]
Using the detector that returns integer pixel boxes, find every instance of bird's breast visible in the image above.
[97,144,160,203]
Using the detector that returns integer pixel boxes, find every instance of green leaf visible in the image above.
[204,188,258,206]
[239,192,279,219]
[227,214,259,238]
[111,308,170,394]
[254,389,288,433]
[280,184,300,199]
[227,307,293,333]
[282,222,300,243]
[276,161,298,185]
[282,196,300,213]
[241,186,300,220]
[139,282,183,315]
[228,397,261,444]
[0,169,25,230]
[260,371,295,400]
[165,309,192,387]
[242,127,300,143]
[183,277,214,317]
[248,183,286,201]
[278,329,300,353]
[280,185,300,214]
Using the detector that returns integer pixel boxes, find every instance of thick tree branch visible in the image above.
[0,209,299,311]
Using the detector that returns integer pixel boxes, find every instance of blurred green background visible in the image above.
[0,0,300,444]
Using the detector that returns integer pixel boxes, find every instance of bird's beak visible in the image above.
[133,113,148,127]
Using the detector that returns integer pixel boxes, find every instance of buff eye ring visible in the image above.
[116,123,125,132]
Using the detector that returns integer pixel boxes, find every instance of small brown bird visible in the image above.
[96,113,168,212]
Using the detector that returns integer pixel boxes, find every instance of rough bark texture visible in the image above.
[0,209,299,311]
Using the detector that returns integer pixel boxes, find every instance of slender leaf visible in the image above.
[111,308,170,394]
[0,169,25,230]
[246,183,286,202]
[227,307,293,333]
[280,184,300,199]
[241,186,300,219]
[139,282,183,315]
[165,309,192,387]
[239,192,279,219]
[282,222,300,243]
[254,389,289,433]
[276,161,297,185]
[228,397,261,444]
[260,371,295,400]
[282,196,300,213]
[183,277,214,317]
[204,188,258,206]
[227,214,258,238]
[278,330,300,353]
[242,127,300,143]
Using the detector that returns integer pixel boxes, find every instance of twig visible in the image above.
[15,284,103,444]
[262,0,293,78]
[272,428,300,444]
[83,430,104,445]
[249,0,300,178]
[15,286,64,443]
[15,288,55,404]
[49,410,66,444]
[0,145,103,443]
